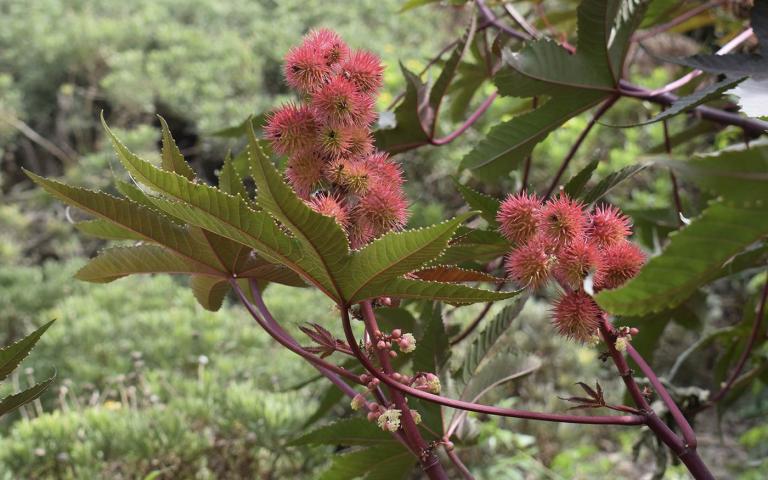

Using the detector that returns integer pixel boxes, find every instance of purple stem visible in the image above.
[431,92,498,145]
[600,319,714,479]
[476,0,530,41]
[340,306,643,426]
[705,272,768,407]
[230,279,360,386]
[445,446,475,480]
[359,302,447,479]
[626,344,697,449]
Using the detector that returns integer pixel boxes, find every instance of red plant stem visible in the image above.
[618,82,768,135]
[545,95,620,198]
[476,0,530,41]
[599,319,714,479]
[340,306,644,426]
[520,97,539,192]
[230,279,360,386]
[359,302,447,479]
[662,118,685,226]
[633,0,727,42]
[445,446,475,480]
[704,272,768,408]
[431,92,498,145]
[626,344,697,449]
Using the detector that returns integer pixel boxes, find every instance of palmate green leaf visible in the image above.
[607,77,745,127]
[289,417,393,447]
[318,443,413,480]
[342,213,473,303]
[0,376,55,418]
[375,64,431,154]
[218,152,248,199]
[247,125,349,302]
[100,118,322,293]
[24,171,223,273]
[354,277,518,306]
[115,179,160,210]
[411,265,501,283]
[75,219,142,241]
[457,297,528,383]
[454,180,500,226]
[0,320,54,382]
[158,116,196,180]
[438,229,509,265]
[75,245,221,283]
[563,159,599,198]
[664,144,768,205]
[429,15,476,120]
[607,0,652,79]
[460,91,608,179]
[580,163,648,205]
[596,201,768,315]
[190,276,231,312]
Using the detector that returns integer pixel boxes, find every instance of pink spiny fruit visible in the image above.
[286,154,324,199]
[264,104,318,157]
[347,126,374,158]
[347,215,376,249]
[317,125,352,159]
[554,237,599,288]
[365,151,404,186]
[587,204,632,247]
[309,193,349,227]
[312,76,376,128]
[497,191,541,245]
[283,42,332,94]
[539,193,587,248]
[505,236,555,289]
[552,290,601,343]
[342,49,384,94]
[339,159,372,194]
[359,184,409,233]
[305,28,349,66]
[593,240,645,290]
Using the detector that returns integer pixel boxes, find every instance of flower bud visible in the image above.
[350,394,366,411]
[377,409,402,432]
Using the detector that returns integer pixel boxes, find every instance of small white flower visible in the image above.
[350,394,366,411]
[398,333,416,353]
[615,337,628,352]
[377,409,402,432]
[410,409,422,425]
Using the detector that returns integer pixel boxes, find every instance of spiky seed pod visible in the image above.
[316,125,352,160]
[305,28,349,66]
[554,237,600,288]
[359,184,409,233]
[365,151,404,186]
[342,49,384,94]
[539,193,588,249]
[346,126,374,158]
[283,43,332,94]
[347,215,376,249]
[497,191,541,245]
[312,76,376,128]
[342,160,372,194]
[594,240,645,290]
[587,204,632,247]
[505,236,555,289]
[309,193,349,227]
[552,291,602,343]
[285,154,324,199]
[264,104,318,157]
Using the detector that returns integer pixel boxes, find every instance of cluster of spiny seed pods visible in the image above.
[497,192,646,343]
[265,29,407,248]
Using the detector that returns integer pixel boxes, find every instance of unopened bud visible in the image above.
[392,373,402,381]
[367,411,378,422]
[629,327,639,336]
[389,350,397,358]
[377,340,387,350]
[391,329,402,339]
[351,394,366,411]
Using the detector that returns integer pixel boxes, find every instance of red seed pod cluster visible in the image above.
[267,29,406,248]
[497,191,645,342]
